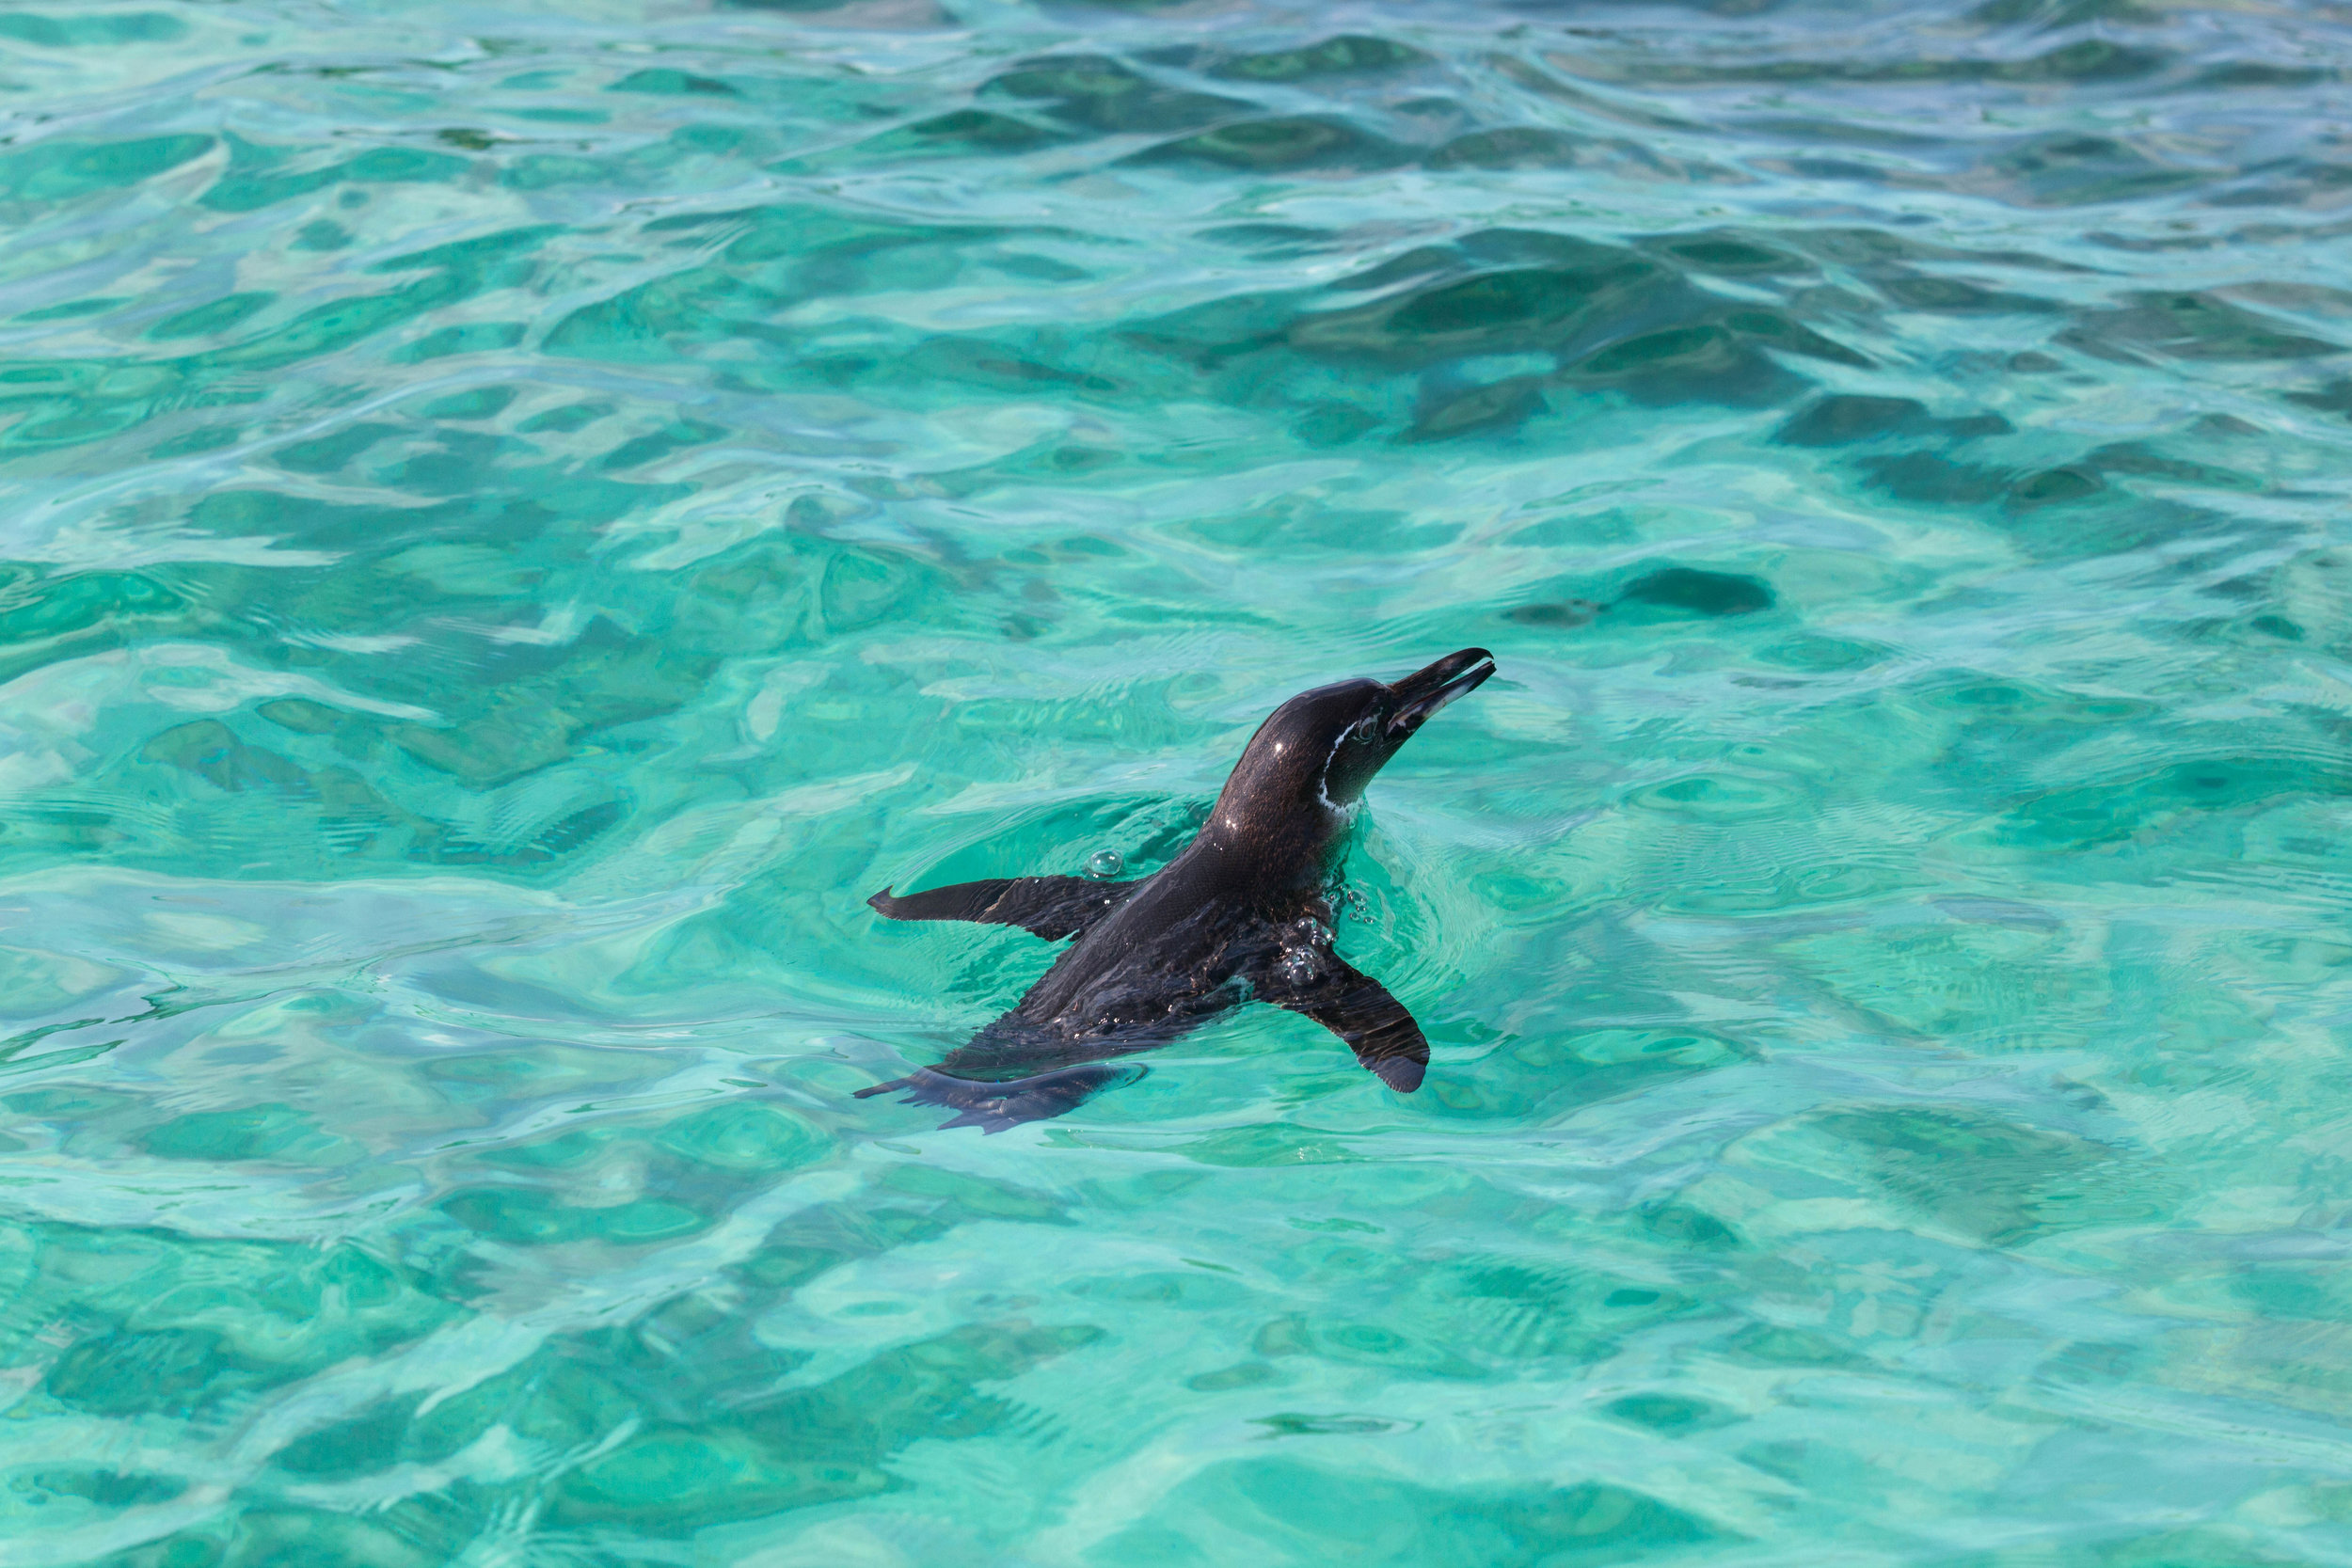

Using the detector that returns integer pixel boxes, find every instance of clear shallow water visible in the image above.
[2,0,2351,1560]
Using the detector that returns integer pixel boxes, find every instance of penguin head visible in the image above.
[1210,649,1497,834]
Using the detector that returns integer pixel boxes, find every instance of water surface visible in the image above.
[3,0,2351,1562]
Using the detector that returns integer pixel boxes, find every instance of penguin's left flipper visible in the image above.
[854,1061,1148,1132]
[1268,958,1428,1092]
[867,877,1137,942]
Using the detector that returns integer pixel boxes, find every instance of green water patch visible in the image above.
[1617,566,1774,617]
[0,135,213,211]
[147,292,274,341]
[1134,227,1868,425]
[845,108,1074,161]
[1131,116,1413,174]
[20,1227,455,1423]
[981,55,1248,135]
[1753,1104,2169,1247]
[0,568,183,683]
[14,295,132,322]
[2059,291,2342,363]
[550,1321,1099,1533]
[1416,1255,1708,1364]
[438,1186,711,1245]
[431,1101,834,1251]
[1092,1461,1728,1566]
[1969,132,2209,208]
[1461,1029,1747,1120]
[1774,394,2010,446]
[1175,1122,1366,1167]
[1992,757,2352,850]
[138,1101,360,1165]
[0,227,555,453]
[1173,36,1433,82]
[240,1293,1035,1547]
[611,67,739,98]
[0,10,186,45]
[1618,38,2170,87]
[1422,127,1720,179]
[656,1101,832,1170]
[395,321,528,361]
[87,524,921,833]
[1606,1391,1741,1433]
[544,203,1041,361]
[199,135,469,214]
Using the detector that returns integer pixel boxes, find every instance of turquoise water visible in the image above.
[3,0,2351,1560]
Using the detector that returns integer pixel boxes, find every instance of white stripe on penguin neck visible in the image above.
[1315,718,1371,819]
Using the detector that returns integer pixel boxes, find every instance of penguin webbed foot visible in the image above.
[854,1061,1147,1132]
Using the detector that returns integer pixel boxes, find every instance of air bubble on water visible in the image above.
[1087,849,1124,879]
[1342,888,1375,926]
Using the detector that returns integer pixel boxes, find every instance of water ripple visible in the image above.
[0,0,2349,1563]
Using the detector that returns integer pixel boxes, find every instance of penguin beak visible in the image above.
[1385,648,1496,740]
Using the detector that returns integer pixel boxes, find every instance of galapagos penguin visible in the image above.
[859,648,1496,1131]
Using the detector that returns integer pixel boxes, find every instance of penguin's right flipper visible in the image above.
[867,877,1136,941]
[1268,958,1429,1093]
